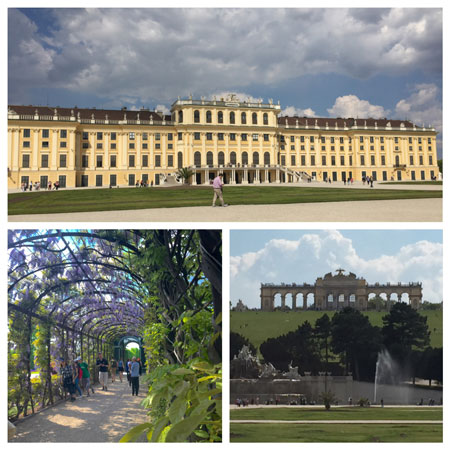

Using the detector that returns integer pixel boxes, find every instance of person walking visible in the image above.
[111,359,117,383]
[126,359,132,386]
[212,173,228,207]
[60,360,77,402]
[130,357,140,396]
[96,352,109,391]
[73,358,83,397]
[118,359,124,382]
[79,357,94,396]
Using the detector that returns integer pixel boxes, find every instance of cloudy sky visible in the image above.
[230,230,443,307]
[8,8,442,153]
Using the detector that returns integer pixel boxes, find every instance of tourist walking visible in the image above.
[96,352,109,391]
[111,359,117,382]
[212,173,228,207]
[73,358,83,397]
[79,357,94,396]
[126,359,132,386]
[118,359,124,382]
[130,357,140,396]
[60,360,77,402]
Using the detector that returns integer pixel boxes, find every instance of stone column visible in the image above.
[242,168,248,184]
[281,294,286,308]
[231,168,236,184]
[276,168,280,183]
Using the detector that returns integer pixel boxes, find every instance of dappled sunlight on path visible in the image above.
[10,378,149,442]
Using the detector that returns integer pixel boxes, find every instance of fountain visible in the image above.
[373,349,400,404]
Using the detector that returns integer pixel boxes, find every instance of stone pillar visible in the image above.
[276,168,280,183]
[231,168,236,184]
[264,168,269,183]
[281,294,286,309]
[303,295,307,310]
[242,168,248,184]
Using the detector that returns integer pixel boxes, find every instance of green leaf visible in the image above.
[120,422,152,442]
[190,361,214,372]
[165,406,209,442]
[168,392,188,423]
[171,368,195,376]
[150,416,170,442]
[194,429,209,439]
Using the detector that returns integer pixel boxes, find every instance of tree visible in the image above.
[315,314,331,368]
[176,167,194,184]
[319,390,337,410]
[260,321,321,373]
[230,332,256,360]
[437,159,442,174]
[330,307,382,381]
[382,302,430,363]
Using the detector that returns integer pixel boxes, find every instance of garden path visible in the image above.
[10,377,148,442]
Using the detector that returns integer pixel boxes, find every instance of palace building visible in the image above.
[8,94,439,189]
[260,269,423,311]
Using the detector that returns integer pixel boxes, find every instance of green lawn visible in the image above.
[230,406,443,421]
[8,185,442,215]
[231,310,442,351]
[230,423,442,442]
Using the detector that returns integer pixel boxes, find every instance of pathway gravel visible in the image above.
[9,378,149,442]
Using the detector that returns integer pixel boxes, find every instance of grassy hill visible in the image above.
[230,309,442,351]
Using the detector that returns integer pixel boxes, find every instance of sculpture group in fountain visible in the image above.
[230,345,280,379]
[282,361,302,380]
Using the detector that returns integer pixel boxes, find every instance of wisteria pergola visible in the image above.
[8,229,221,420]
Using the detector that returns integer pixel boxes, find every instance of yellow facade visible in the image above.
[8,96,439,189]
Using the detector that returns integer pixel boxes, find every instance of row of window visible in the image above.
[21,151,433,169]
[187,110,269,125]
[20,128,435,147]
[19,127,432,144]
[81,142,174,150]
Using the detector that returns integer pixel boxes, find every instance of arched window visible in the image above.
[230,111,235,124]
[241,112,247,124]
[206,151,213,166]
[178,110,183,123]
[252,112,257,125]
[264,152,270,165]
[218,151,225,166]
[263,113,268,125]
[194,110,200,123]
[177,151,183,168]
[194,151,201,167]
[327,294,334,303]
[349,294,356,302]
[218,111,223,124]
[252,152,259,165]
[242,151,248,165]
[230,152,237,165]
[206,110,212,123]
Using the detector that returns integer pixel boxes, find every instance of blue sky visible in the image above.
[230,230,443,307]
[8,8,442,155]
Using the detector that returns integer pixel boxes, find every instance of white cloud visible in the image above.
[8,8,442,105]
[327,95,389,118]
[395,83,442,131]
[281,106,316,117]
[155,104,170,115]
[231,231,442,308]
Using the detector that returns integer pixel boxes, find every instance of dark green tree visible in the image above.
[230,332,256,360]
[330,307,382,381]
[382,302,430,364]
[314,314,331,368]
